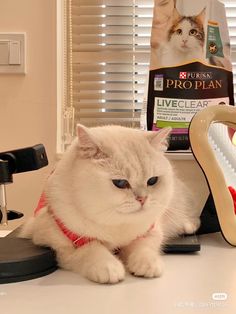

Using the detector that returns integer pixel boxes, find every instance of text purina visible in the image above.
[184,72,213,80]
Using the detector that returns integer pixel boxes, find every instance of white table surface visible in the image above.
[0,232,236,314]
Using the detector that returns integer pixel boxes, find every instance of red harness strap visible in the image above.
[34,192,47,216]
[35,192,155,249]
[34,192,94,248]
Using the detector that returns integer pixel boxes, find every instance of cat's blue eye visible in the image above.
[176,29,182,35]
[189,29,197,36]
[147,176,159,186]
[112,179,130,189]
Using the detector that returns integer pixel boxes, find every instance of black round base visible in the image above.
[0,238,57,284]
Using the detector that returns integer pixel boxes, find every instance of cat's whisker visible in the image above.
[163,210,186,229]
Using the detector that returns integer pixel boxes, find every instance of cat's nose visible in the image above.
[183,39,188,44]
[136,196,147,206]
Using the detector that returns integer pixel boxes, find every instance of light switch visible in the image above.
[0,33,25,74]
[9,41,21,65]
[0,41,9,65]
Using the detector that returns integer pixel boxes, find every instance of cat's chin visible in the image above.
[179,46,190,52]
[116,206,145,215]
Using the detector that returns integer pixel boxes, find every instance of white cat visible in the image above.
[152,8,206,68]
[20,125,200,284]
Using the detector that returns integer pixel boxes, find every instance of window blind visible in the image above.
[62,0,236,147]
[63,0,152,143]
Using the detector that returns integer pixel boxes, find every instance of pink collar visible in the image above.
[35,192,154,249]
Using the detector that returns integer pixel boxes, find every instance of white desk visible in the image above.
[0,232,236,314]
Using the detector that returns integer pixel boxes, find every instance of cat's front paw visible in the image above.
[183,218,201,235]
[127,250,163,278]
[85,256,125,284]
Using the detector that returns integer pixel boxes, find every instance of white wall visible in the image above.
[0,0,57,229]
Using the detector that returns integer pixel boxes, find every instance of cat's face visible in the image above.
[67,125,174,226]
[168,9,205,53]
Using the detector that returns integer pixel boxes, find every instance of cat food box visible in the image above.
[142,0,234,150]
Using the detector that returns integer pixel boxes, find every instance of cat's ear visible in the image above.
[146,127,172,152]
[173,7,181,21]
[77,124,105,159]
[77,124,95,147]
[195,8,206,24]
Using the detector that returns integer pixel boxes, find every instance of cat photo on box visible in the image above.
[150,0,232,70]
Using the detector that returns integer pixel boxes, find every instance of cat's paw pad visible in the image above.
[183,218,201,235]
[86,257,125,284]
[127,251,163,278]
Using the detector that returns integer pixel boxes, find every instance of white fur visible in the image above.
[20,125,200,284]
